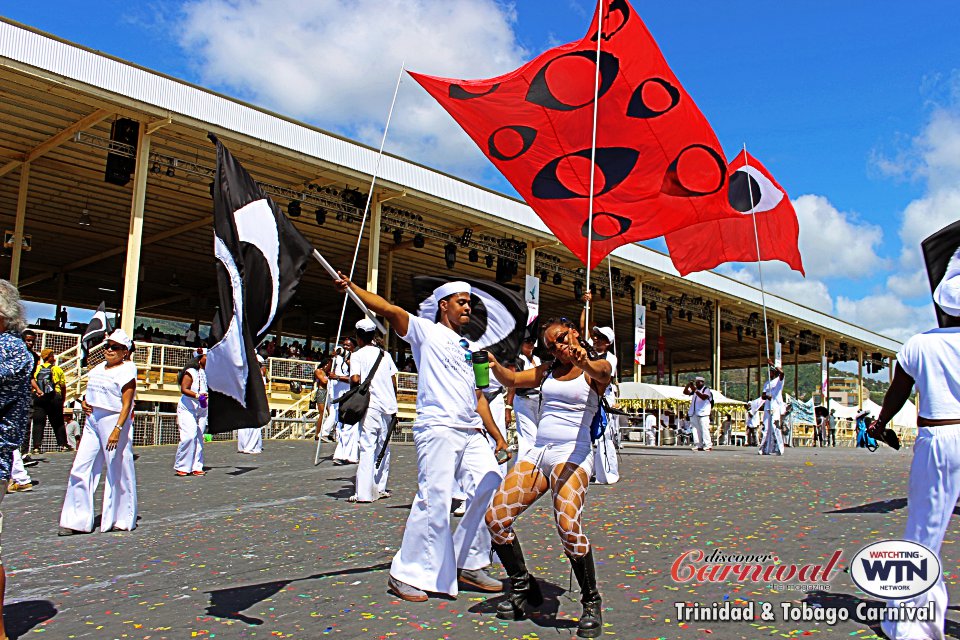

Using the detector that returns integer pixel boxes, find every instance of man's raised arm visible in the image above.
[333,271,409,337]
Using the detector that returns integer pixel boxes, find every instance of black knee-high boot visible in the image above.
[491,537,543,619]
[568,548,602,638]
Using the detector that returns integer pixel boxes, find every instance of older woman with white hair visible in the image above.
[59,328,138,535]
[0,279,33,639]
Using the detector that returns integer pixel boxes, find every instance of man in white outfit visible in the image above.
[590,326,620,484]
[348,318,397,503]
[683,376,714,452]
[329,338,360,465]
[746,397,763,447]
[175,349,208,476]
[333,273,510,602]
[512,337,540,459]
[759,363,785,456]
[237,356,267,454]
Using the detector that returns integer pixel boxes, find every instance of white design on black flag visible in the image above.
[922,219,960,328]
[412,276,529,364]
[81,301,111,364]
[206,135,314,433]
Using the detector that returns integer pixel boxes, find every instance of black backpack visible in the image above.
[36,365,56,396]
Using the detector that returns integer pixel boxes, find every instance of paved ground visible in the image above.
[0,439,955,640]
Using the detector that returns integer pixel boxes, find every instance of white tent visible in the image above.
[822,399,917,432]
[618,382,744,406]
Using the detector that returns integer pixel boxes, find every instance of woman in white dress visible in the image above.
[59,329,138,535]
[174,350,207,476]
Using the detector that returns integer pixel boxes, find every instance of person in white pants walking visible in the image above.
[347,318,397,503]
[175,350,207,476]
[333,274,510,603]
[683,376,714,452]
[237,356,267,454]
[59,329,138,534]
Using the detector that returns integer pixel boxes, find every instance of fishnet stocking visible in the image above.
[485,458,591,557]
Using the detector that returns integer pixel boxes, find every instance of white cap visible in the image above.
[592,326,615,343]
[934,251,960,317]
[433,281,471,304]
[695,376,705,382]
[256,354,265,364]
[355,317,377,332]
[106,328,133,349]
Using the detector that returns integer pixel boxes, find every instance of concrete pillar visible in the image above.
[857,347,864,409]
[383,250,394,349]
[634,276,642,380]
[366,196,383,294]
[120,128,152,335]
[9,162,29,285]
[712,300,721,390]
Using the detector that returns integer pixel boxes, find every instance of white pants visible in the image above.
[593,417,619,484]
[237,428,263,453]
[10,449,31,485]
[390,426,502,596]
[882,426,960,640]
[333,417,360,463]
[513,395,539,460]
[354,408,392,502]
[691,415,712,450]
[60,409,137,532]
[319,401,337,439]
[175,407,207,472]
[488,392,508,477]
[759,413,784,455]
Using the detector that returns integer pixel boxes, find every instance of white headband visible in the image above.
[934,249,960,317]
[433,281,471,304]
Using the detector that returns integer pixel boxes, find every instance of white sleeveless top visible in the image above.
[178,367,208,415]
[536,371,598,446]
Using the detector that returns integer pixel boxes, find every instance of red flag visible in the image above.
[664,150,804,276]
[409,0,738,269]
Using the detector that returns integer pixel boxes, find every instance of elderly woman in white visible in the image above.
[59,329,138,535]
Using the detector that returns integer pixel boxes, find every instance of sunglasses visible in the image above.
[104,342,127,351]
[546,330,570,353]
[459,338,472,362]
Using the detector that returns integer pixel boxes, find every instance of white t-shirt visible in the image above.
[65,419,82,448]
[897,327,960,419]
[644,414,657,430]
[747,398,763,428]
[179,367,208,414]
[85,361,137,413]
[401,314,481,430]
[328,354,351,397]
[690,386,713,417]
[602,350,618,402]
[515,353,541,400]
[350,345,398,414]
[763,376,784,417]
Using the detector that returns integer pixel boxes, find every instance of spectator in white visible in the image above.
[347,318,398,503]
[174,348,207,476]
[59,328,137,534]
[0,279,33,640]
[586,322,620,484]
[644,411,658,446]
[237,356,267,454]
[330,338,360,465]
[759,362,785,456]
[827,408,837,447]
[868,264,960,640]
[512,336,541,459]
[185,322,199,348]
[682,376,714,452]
[746,397,763,447]
[333,274,509,602]
[64,407,82,451]
[720,414,733,446]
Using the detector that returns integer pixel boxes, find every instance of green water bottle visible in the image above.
[472,350,490,389]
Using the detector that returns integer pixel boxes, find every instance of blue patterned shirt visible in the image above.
[0,331,32,481]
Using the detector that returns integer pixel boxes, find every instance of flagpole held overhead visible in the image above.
[312,249,386,333]
[583,0,605,330]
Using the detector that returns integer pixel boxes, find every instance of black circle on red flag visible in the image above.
[526,51,619,112]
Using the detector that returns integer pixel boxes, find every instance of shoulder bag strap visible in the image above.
[359,349,386,393]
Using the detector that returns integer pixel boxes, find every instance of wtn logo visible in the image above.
[851,541,940,600]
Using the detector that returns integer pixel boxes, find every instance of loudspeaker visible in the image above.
[104,118,139,186]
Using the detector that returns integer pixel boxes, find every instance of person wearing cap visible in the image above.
[59,328,138,534]
[512,336,541,459]
[578,296,621,484]
[333,273,510,602]
[174,348,208,476]
[347,317,398,502]
[758,361,785,455]
[682,376,714,452]
[868,255,960,640]
[329,337,360,464]
[32,346,69,452]
[237,355,267,454]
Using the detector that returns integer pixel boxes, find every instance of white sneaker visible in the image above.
[453,501,466,516]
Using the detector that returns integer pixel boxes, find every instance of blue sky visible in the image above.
[5,0,960,340]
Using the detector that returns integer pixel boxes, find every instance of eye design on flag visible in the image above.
[526,51,619,111]
[728,165,785,213]
[532,147,639,200]
[627,78,681,119]
[590,0,631,42]
[581,212,632,241]
[449,83,500,100]
[488,126,538,161]
[660,144,726,197]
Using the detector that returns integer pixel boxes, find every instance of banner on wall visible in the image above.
[634,298,646,366]
[524,275,540,326]
[821,355,829,400]
[775,342,783,369]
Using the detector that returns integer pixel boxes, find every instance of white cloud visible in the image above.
[176,0,530,176]
[835,294,935,343]
[792,194,887,280]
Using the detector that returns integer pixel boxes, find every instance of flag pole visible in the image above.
[744,143,775,452]
[584,0,604,330]
[316,62,405,464]
[607,257,617,358]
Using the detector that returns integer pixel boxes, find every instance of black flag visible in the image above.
[81,301,112,364]
[412,276,529,364]
[922,219,960,328]
[206,135,314,433]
